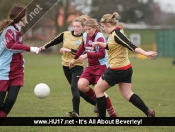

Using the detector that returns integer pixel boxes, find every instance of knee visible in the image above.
[78,80,86,91]
[94,86,103,97]
[120,91,133,101]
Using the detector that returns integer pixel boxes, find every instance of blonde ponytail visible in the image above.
[100,12,122,27]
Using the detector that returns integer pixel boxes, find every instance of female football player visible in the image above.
[39,16,96,117]
[69,18,117,117]
[92,12,157,120]
[0,4,39,117]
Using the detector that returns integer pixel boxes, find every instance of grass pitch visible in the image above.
[1,53,175,132]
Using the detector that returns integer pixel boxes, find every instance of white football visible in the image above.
[34,83,50,99]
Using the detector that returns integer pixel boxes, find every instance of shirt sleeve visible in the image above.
[44,32,64,49]
[74,43,85,59]
[70,48,78,55]
[114,30,137,51]
[5,29,30,52]
[87,37,105,59]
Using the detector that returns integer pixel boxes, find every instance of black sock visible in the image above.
[79,90,96,106]
[97,96,106,117]
[0,92,6,110]
[2,86,20,114]
[129,93,149,116]
[72,96,80,114]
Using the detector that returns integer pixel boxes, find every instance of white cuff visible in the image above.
[30,47,39,54]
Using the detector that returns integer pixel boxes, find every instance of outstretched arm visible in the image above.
[5,29,39,54]
[135,48,157,58]
[92,42,107,49]
[44,32,64,49]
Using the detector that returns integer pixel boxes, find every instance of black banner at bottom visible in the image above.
[0,117,175,126]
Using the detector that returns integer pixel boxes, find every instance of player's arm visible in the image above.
[92,42,108,49]
[5,29,30,51]
[87,37,105,59]
[134,48,157,58]
[5,29,38,53]
[43,32,64,49]
[114,30,157,58]
[74,43,85,59]
[69,43,86,65]
[59,47,78,54]
[114,30,137,51]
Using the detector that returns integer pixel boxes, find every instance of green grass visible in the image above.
[1,53,175,132]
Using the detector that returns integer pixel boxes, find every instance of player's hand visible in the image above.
[92,42,99,47]
[69,59,76,69]
[77,54,87,63]
[38,46,45,54]
[30,47,40,54]
[92,42,107,48]
[145,51,157,58]
[60,47,71,53]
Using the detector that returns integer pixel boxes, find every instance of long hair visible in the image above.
[79,15,90,26]
[72,16,84,26]
[83,18,101,32]
[0,3,27,33]
[100,12,123,27]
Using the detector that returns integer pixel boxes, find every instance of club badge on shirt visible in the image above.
[88,40,92,45]
[107,36,113,42]
[75,40,80,45]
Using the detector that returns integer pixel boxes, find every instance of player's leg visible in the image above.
[78,67,96,101]
[69,66,82,116]
[119,83,155,118]
[63,66,96,106]
[71,66,97,114]
[0,92,7,117]
[62,66,72,84]
[63,66,95,116]
[94,78,111,117]
[0,80,9,117]
[79,91,96,106]
[78,76,99,116]
[70,66,87,115]
[63,66,80,116]
[104,92,117,117]
[94,67,119,117]
[94,74,117,117]
[118,67,155,120]
[78,78,96,100]
[1,86,21,116]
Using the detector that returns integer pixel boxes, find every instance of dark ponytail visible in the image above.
[0,3,27,33]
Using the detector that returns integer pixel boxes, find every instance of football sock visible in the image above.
[0,92,6,109]
[72,96,80,115]
[0,110,7,117]
[79,90,96,106]
[0,110,7,125]
[85,88,96,101]
[106,97,117,117]
[129,93,149,116]
[96,96,106,117]
[2,86,20,114]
